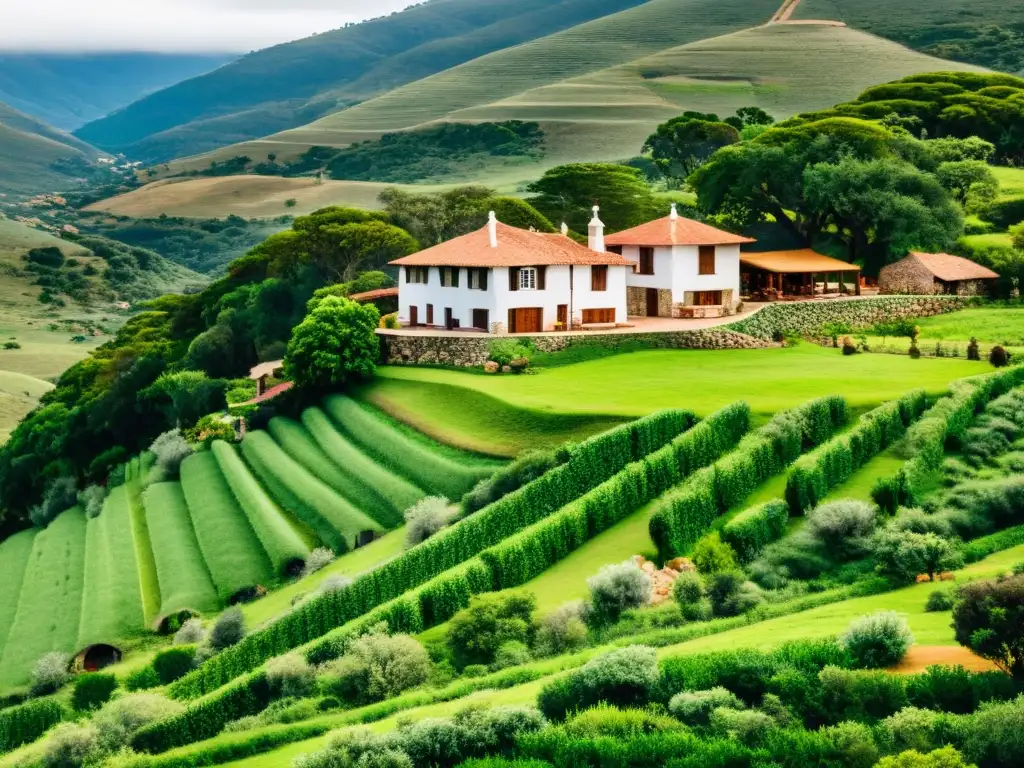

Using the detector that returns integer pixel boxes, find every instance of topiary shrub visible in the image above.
[668,687,744,726]
[585,561,651,627]
[990,345,1010,368]
[691,532,738,574]
[152,646,197,685]
[706,571,764,617]
[72,673,117,712]
[841,612,914,669]
[149,429,193,481]
[534,601,588,657]
[671,570,705,618]
[447,592,536,669]
[265,653,315,698]
[123,665,161,692]
[209,608,246,650]
[537,645,659,721]
[174,618,204,645]
[806,500,877,561]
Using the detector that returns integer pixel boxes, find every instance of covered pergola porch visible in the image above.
[740,249,862,301]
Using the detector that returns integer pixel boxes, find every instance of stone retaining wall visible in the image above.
[379,327,773,367]
[727,296,969,340]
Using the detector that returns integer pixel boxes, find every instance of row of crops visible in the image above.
[0,396,501,689]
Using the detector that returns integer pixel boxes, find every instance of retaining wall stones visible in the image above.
[726,296,969,340]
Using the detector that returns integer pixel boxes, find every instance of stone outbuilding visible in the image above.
[879,252,998,296]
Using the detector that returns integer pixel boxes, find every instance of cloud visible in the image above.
[0,0,413,52]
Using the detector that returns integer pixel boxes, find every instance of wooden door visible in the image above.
[409,305,418,326]
[695,291,722,306]
[510,307,542,333]
[582,308,615,324]
[444,307,454,330]
[557,304,568,328]
[645,288,658,317]
[472,309,489,330]
[426,304,434,325]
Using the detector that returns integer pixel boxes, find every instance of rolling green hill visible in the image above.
[0,53,235,132]
[72,0,651,163]
[0,101,102,196]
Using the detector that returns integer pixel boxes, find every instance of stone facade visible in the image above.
[728,296,969,340]
[879,258,994,297]
[675,289,736,318]
[379,327,773,366]
[626,287,673,317]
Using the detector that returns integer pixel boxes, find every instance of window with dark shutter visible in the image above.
[509,267,520,291]
[699,246,716,275]
[591,265,608,291]
[607,245,623,255]
[480,269,488,291]
[537,266,547,291]
[639,248,654,275]
[452,268,460,288]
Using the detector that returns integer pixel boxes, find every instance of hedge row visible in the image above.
[169,409,696,699]
[0,698,63,752]
[785,390,927,514]
[720,500,789,563]
[649,396,847,560]
[873,367,1024,512]
[481,402,752,591]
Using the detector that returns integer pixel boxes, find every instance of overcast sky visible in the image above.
[0,0,415,52]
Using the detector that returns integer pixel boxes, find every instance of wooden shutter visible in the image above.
[452,268,460,288]
[480,269,488,291]
[591,265,608,291]
[699,246,716,275]
[509,267,519,291]
[640,248,654,275]
[537,266,547,290]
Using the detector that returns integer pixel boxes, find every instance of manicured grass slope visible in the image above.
[371,345,985,424]
[76,487,145,649]
[0,531,37,653]
[142,482,219,619]
[180,453,274,601]
[0,509,87,687]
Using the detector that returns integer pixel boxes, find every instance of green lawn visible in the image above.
[993,165,1024,198]
[369,347,984,441]
[911,307,1024,347]
[0,530,36,654]
[823,445,906,503]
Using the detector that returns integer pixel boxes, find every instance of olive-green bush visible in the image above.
[0,698,64,752]
[721,500,790,563]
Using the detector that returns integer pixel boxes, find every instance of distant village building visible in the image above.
[879,252,999,296]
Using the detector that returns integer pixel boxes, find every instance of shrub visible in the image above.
[537,645,659,720]
[77,485,107,519]
[806,500,877,561]
[93,692,184,752]
[953,574,1024,677]
[72,673,117,712]
[586,561,651,626]
[40,722,99,768]
[462,450,563,515]
[0,699,65,752]
[823,721,880,768]
[959,695,1024,767]
[876,747,975,768]
[842,612,914,669]
[448,593,536,669]
[534,601,588,657]
[691,533,738,574]
[30,652,70,696]
[709,706,775,745]
[123,665,160,692]
[29,477,78,527]
[721,500,789,562]
[818,666,908,724]
[149,429,193,481]
[925,590,955,612]
[669,687,743,726]
[265,653,315,698]
[404,496,453,548]
[209,607,246,650]
[301,547,335,578]
[990,345,1010,368]
[317,574,353,596]
[879,707,942,753]
[322,634,430,704]
[491,641,532,671]
[672,570,704,607]
[706,571,764,617]
[284,296,379,390]
[488,339,532,367]
[153,646,197,685]
[174,618,205,645]
[875,529,964,584]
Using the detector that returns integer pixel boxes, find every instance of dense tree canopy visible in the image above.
[284,296,380,392]
[786,72,1024,164]
[526,163,661,233]
[643,115,740,184]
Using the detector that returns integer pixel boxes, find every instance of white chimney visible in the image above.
[670,202,679,221]
[560,222,569,236]
[588,205,605,252]
[488,210,498,248]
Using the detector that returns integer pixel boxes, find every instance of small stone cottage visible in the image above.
[879,252,999,296]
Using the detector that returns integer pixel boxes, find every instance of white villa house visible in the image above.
[391,211,633,333]
[390,204,757,332]
[604,204,754,318]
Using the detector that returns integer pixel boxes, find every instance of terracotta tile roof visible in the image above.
[740,249,861,274]
[348,287,399,301]
[909,252,999,281]
[390,222,633,268]
[604,215,755,247]
[248,360,283,380]
[239,381,293,406]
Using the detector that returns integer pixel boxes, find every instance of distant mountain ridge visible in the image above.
[73,0,650,162]
[0,53,235,131]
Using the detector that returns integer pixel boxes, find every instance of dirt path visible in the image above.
[768,0,846,25]
[889,646,1000,674]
